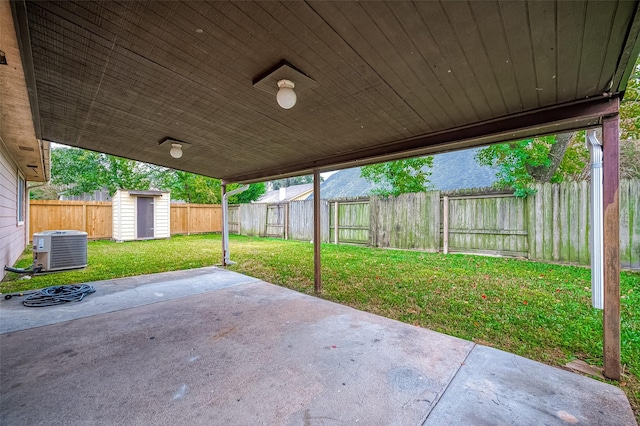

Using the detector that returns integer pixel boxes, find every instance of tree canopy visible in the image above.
[49,146,265,204]
[269,175,314,190]
[620,58,640,140]
[51,147,159,196]
[360,157,433,197]
[475,133,589,197]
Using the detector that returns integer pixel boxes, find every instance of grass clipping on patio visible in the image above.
[2,233,639,418]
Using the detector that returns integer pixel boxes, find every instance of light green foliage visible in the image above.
[557,136,590,178]
[476,59,639,198]
[52,147,160,196]
[228,182,266,204]
[270,175,314,190]
[620,58,640,140]
[50,145,265,204]
[166,171,221,204]
[51,147,105,195]
[28,184,61,200]
[360,157,433,197]
[476,134,588,197]
[621,140,640,179]
[140,169,265,204]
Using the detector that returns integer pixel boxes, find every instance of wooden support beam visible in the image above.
[602,113,621,380]
[229,97,620,184]
[313,170,322,294]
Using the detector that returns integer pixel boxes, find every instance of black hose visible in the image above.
[22,284,96,307]
[4,265,42,275]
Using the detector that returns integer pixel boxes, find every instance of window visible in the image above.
[17,174,25,224]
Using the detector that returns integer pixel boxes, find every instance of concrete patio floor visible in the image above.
[0,267,635,425]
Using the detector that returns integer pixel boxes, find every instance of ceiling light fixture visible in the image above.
[252,61,316,110]
[159,137,191,158]
[169,143,183,159]
[276,79,296,109]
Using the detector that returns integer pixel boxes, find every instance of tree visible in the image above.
[50,145,265,204]
[166,171,222,204]
[360,157,433,197]
[51,147,104,196]
[227,182,266,204]
[620,139,640,179]
[620,57,640,140]
[476,58,639,197]
[51,146,156,196]
[270,175,314,190]
[475,133,587,197]
[28,183,60,200]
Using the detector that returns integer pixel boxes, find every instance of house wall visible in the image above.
[0,141,27,278]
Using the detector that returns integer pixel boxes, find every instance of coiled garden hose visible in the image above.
[20,284,96,307]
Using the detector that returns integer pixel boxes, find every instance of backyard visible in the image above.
[1,233,639,418]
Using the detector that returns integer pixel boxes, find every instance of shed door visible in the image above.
[137,197,154,239]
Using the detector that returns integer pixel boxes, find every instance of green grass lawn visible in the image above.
[2,233,639,418]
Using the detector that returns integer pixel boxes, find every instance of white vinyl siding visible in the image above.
[112,190,170,241]
[154,193,171,239]
[0,142,27,278]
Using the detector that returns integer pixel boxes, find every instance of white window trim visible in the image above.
[17,171,25,226]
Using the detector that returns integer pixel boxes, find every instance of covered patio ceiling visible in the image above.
[11,0,640,183]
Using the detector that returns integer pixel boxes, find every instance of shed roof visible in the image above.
[11,1,640,183]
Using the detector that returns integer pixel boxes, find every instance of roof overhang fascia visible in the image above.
[228,96,620,184]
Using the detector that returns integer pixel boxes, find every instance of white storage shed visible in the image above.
[112,190,170,242]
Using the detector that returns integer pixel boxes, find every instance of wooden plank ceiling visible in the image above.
[15,0,640,183]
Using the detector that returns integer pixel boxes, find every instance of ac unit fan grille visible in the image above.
[50,235,88,269]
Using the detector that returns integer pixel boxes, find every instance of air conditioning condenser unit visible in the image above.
[32,230,88,272]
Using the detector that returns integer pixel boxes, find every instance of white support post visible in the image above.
[221,183,248,266]
[587,130,604,309]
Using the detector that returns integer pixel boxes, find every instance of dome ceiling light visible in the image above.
[253,60,317,110]
[159,137,191,159]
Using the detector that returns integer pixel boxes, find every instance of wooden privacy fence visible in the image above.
[30,200,112,239]
[228,201,329,242]
[233,179,639,269]
[170,204,222,235]
[30,201,222,239]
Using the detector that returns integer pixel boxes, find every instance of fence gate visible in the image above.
[330,200,370,245]
[266,204,286,238]
[443,193,528,257]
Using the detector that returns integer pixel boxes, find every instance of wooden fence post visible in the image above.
[82,203,87,234]
[285,203,289,240]
[334,201,339,244]
[186,205,191,235]
[443,195,449,254]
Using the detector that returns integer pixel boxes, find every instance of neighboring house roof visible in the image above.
[430,148,497,191]
[309,148,497,199]
[256,183,314,203]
